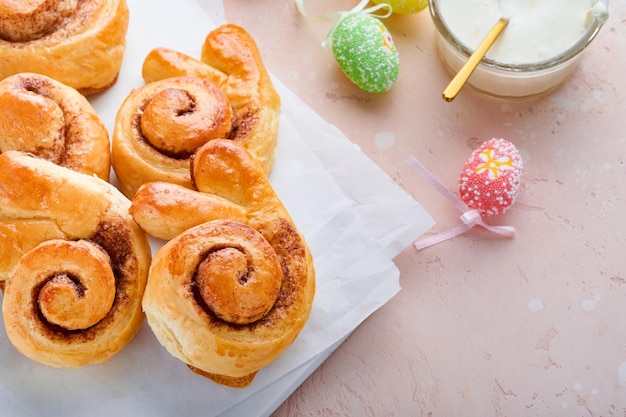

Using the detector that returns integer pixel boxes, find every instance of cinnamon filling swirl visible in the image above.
[0,151,151,368]
[137,140,315,387]
[0,0,79,42]
[30,240,116,332]
[112,76,234,197]
[0,0,129,95]
[140,24,281,176]
[137,84,233,159]
[190,221,282,325]
[0,73,111,181]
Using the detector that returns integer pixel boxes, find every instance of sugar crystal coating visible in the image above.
[459,138,523,216]
[331,14,399,93]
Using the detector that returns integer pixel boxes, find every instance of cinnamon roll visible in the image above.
[141,24,281,177]
[111,75,234,198]
[0,0,129,95]
[0,151,151,367]
[0,73,111,181]
[134,139,315,387]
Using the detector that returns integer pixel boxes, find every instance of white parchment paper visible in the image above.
[0,1,434,416]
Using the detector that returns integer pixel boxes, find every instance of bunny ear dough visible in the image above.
[130,182,248,241]
[129,139,280,241]
[459,138,523,216]
[190,139,277,212]
[142,47,228,86]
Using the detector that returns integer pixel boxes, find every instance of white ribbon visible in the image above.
[407,155,516,250]
[295,0,392,48]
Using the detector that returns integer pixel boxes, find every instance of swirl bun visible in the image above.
[0,73,111,181]
[0,0,79,42]
[141,24,280,178]
[133,140,315,387]
[0,151,151,367]
[112,76,234,198]
[0,0,129,95]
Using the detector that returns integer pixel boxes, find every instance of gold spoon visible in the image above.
[442,17,509,102]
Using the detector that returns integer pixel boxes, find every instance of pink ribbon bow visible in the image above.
[407,155,516,250]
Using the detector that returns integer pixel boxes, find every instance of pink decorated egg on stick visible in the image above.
[459,138,523,216]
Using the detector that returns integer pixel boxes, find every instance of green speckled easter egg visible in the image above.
[331,14,399,93]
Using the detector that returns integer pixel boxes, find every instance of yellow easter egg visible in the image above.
[373,0,428,14]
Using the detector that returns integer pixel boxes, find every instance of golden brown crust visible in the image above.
[141,24,281,177]
[129,182,248,241]
[136,140,315,387]
[0,72,111,181]
[188,365,258,388]
[142,48,229,87]
[0,0,80,42]
[0,151,151,367]
[0,0,129,95]
[111,76,234,198]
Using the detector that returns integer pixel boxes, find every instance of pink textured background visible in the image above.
[223,1,626,415]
